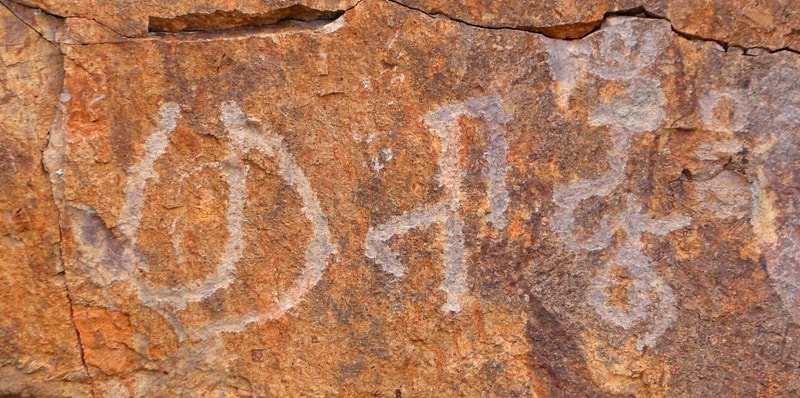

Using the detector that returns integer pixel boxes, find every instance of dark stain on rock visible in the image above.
[70,206,128,277]
[525,295,597,397]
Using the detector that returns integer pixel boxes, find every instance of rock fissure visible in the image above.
[39,61,97,398]
[2,0,134,40]
[4,0,797,55]
[0,0,57,46]
[83,16,132,40]
[52,203,95,395]
[0,0,96,393]
[147,5,347,34]
[61,279,97,396]
[386,0,800,55]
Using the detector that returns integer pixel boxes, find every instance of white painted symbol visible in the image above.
[552,160,690,350]
[365,95,511,313]
[117,101,335,340]
[545,19,690,350]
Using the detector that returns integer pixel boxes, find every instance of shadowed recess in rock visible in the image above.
[148,5,346,33]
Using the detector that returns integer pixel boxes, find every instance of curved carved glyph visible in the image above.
[545,18,691,350]
[116,101,335,340]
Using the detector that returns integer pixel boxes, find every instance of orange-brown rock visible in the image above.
[395,0,800,50]
[10,0,800,50]
[11,0,359,38]
[0,4,91,397]
[2,0,800,396]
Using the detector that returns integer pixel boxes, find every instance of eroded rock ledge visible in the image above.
[4,0,800,52]
[1,0,799,396]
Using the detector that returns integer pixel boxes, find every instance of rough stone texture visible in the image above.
[12,0,360,38]
[395,0,800,50]
[15,0,800,49]
[0,4,92,397]
[2,0,800,396]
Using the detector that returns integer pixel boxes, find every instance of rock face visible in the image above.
[395,0,800,50]
[0,5,92,397]
[1,0,799,396]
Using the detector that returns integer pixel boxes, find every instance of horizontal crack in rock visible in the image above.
[387,0,800,55]
[4,0,798,53]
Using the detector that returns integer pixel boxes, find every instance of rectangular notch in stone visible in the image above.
[148,5,345,33]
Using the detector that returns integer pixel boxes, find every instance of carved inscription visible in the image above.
[85,88,692,351]
[545,19,690,349]
[365,95,511,313]
[116,102,335,340]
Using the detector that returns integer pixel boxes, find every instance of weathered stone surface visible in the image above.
[0,4,91,397]
[396,0,800,50]
[394,0,640,38]
[12,0,359,38]
[2,0,800,396]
